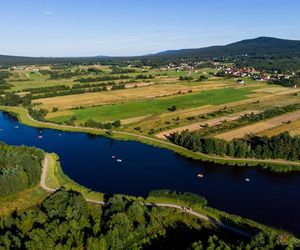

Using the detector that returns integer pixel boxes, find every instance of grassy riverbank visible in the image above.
[44,153,104,201]
[1,106,300,172]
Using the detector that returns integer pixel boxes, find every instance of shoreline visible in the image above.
[1,105,300,172]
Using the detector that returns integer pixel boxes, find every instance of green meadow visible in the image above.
[49,86,257,122]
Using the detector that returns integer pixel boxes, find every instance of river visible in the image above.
[0,111,299,236]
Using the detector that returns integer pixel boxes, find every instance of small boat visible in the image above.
[197,173,204,178]
[112,155,116,159]
[14,126,19,129]
[245,178,250,182]
[39,130,42,134]
[38,135,43,139]
[116,159,122,162]
[0,128,3,131]
[58,133,62,136]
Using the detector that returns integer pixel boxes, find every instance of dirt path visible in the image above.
[40,155,56,192]
[156,110,261,139]
[40,156,250,238]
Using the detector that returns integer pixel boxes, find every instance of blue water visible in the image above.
[0,111,300,236]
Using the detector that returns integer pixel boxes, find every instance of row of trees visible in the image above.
[0,189,288,249]
[75,74,131,83]
[0,143,44,195]
[271,75,300,88]
[170,131,300,161]
[0,93,32,107]
[84,118,121,129]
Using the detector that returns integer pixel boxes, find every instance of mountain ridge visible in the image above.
[1,37,300,65]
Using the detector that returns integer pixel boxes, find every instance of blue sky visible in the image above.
[0,0,299,57]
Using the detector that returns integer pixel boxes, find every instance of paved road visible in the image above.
[40,156,251,238]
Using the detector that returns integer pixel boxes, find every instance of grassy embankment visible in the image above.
[1,106,300,172]
[44,153,103,201]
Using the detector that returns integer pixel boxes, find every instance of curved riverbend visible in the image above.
[1,111,300,236]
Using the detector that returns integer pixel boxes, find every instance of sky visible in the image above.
[0,0,299,57]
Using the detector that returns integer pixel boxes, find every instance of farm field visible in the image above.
[34,80,230,110]
[3,64,300,142]
[46,86,260,123]
[156,110,261,139]
[258,119,300,137]
[123,87,299,135]
[215,109,300,141]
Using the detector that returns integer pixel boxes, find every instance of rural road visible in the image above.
[40,155,251,238]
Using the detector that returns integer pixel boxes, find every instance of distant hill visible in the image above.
[151,37,300,58]
[0,37,300,65]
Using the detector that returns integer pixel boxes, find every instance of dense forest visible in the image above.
[0,143,44,195]
[170,131,300,161]
[0,189,291,249]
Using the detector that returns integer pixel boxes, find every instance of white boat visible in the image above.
[245,178,250,182]
[38,135,43,139]
[14,126,19,129]
[116,159,122,162]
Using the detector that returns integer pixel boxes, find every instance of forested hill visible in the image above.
[152,37,300,58]
[1,37,300,65]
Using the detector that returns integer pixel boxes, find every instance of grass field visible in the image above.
[34,80,231,110]
[47,86,258,123]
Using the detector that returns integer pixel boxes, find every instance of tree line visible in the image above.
[0,189,291,249]
[170,131,300,161]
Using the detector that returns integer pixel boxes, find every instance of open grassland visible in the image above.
[156,110,261,139]
[215,109,300,141]
[47,87,259,123]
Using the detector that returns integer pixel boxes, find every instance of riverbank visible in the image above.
[1,106,300,172]
[42,154,299,242]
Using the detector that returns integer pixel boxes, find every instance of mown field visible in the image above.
[47,86,259,123]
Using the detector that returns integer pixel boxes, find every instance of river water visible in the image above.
[0,111,299,236]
